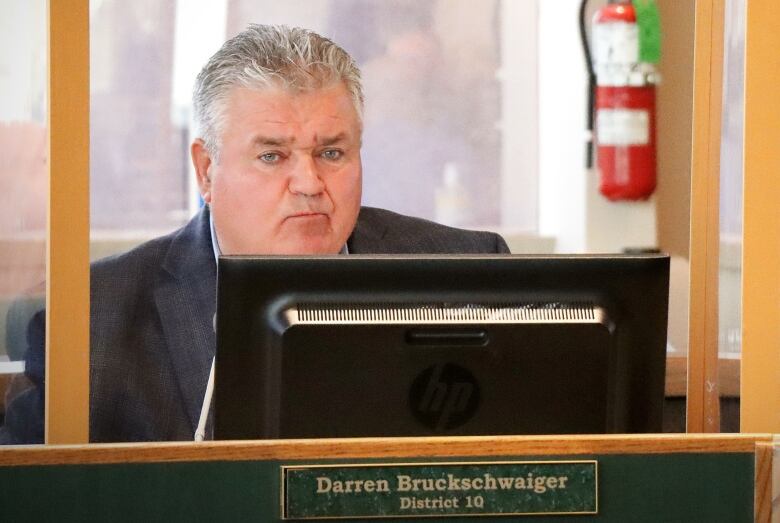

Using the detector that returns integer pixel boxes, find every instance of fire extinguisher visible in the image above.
[580,0,661,201]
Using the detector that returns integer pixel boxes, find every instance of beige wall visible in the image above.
[655,0,695,259]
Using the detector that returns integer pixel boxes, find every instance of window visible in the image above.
[0,0,47,443]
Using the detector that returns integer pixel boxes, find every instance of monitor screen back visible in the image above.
[214,255,669,439]
[277,319,612,437]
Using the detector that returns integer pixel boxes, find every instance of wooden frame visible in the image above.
[45,0,90,444]
[740,0,780,434]
[35,0,779,441]
[754,441,776,522]
[0,434,770,466]
[687,0,725,433]
[2,435,772,520]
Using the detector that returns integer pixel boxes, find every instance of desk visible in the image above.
[0,434,774,521]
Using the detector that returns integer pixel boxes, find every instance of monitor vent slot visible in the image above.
[290,303,605,325]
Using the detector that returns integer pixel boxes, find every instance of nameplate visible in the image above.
[282,460,598,519]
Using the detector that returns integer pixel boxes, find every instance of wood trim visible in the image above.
[0,435,771,467]
[0,374,11,409]
[46,0,90,444]
[687,0,724,433]
[754,442,774,523]
[740,0,780,433]
[666,355,739,398]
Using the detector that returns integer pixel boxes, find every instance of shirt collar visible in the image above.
[209,208,222,262]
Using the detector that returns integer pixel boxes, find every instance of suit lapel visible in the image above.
[154,208,217,434]
[152,206,401,434]
[348,207,390,253]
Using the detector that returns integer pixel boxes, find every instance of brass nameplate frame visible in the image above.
[281,460,598,519]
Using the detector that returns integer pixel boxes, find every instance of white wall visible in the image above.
[499,0,539,233]
[537,0,656,253]
[0,0,45,123]
[538,0,588,252]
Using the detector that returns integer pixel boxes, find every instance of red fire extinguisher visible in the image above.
[584,1,660,201]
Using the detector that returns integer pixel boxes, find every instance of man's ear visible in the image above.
[191,139,214,204]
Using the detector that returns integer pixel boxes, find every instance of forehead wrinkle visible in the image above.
[252,135,296,147]
[252,130,353,149]
[318,132,348,146]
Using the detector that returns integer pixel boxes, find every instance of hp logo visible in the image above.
[409,363,480,431]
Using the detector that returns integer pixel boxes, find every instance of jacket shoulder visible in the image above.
[352,207,510,254]
[91,232,175,286]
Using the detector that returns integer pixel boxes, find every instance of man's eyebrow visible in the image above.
[251,135,294,147]
[250,133,351,147]
[319,133,349,146]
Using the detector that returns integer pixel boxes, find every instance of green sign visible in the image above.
[282,460,597,519]
[633,0,662,63]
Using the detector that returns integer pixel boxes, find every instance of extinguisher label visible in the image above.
[592,22,639,68]
[596,109,650,146]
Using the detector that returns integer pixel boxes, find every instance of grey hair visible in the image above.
[193,24,364,159]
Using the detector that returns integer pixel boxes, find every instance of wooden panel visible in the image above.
[0,373,11,410]
[687,0,724,433]
[0,370,28,413]
[0,437,764,522]
[655,0,695,259]
[0,435,771,466]
[46,0,90,444]
[754,442,774,523]
[741,0,780,434]
[666,355,739,397]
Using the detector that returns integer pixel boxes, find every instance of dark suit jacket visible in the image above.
[1,206,508,443]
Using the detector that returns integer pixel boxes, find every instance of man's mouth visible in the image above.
[282,211,332,235]
[284,211,332,227]
[288,211,328,219]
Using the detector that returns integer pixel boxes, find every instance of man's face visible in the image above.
[193,84,362,254]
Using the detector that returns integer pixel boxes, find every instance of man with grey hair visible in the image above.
[190,24,365,256]
[1,25,508,444]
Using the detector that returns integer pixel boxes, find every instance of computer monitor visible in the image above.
[214,254,669,439]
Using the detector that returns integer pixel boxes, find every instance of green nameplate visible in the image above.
[282,460,598,519]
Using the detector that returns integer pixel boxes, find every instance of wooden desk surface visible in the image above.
[0,433,772,466]
[0,434,773,522]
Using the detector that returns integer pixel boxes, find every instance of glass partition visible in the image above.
[0,0,47,444]
[85,0,705,439]
[88,0,526,252]
[90,0,688,257]
[717,0,745,432]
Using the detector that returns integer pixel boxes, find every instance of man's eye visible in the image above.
[320,149,343,161]
[259,152,281,163]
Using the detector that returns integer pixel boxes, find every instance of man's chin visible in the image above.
[272,235,344,255]
[274,218,345,254]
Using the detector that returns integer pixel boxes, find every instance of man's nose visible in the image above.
[288,155,325,196]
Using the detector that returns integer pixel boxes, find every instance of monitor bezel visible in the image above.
[214,254,669,439]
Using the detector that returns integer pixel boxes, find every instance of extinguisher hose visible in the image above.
[579,0,596,169]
